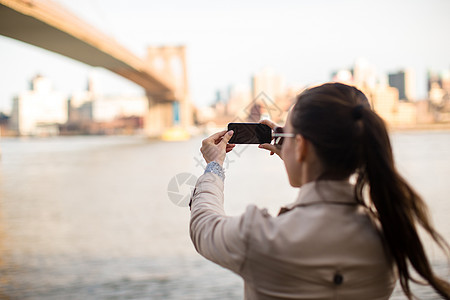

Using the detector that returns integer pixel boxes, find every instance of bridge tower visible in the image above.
[145,45,192,140]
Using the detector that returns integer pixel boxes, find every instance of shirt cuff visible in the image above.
[204,161,225,182]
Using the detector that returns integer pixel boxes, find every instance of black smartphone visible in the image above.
[227,123,272,144]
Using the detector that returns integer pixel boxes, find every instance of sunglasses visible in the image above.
[272,127,296,146]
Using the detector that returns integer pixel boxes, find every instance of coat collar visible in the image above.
[279,180,356,214]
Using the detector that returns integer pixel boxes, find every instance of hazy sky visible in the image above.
[0,0,449,112]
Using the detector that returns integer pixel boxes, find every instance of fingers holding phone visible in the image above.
[257,119,282,158]
[259,119,279,130]
[201,130,234,166]
[226,143,236,153]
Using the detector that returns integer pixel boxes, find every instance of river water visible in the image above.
[0,131,449,299]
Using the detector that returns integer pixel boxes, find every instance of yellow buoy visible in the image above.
[161,127,190,141]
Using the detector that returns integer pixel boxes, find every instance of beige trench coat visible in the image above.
[190,172,397,299]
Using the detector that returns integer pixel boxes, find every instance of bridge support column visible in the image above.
[144,97,173,138]
[145,45,193,140]
[143,96,191,140]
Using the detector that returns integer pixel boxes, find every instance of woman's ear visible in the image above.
[294,134,307,163]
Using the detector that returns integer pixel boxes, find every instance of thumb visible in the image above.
[221,130,234,145]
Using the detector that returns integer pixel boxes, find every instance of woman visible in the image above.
[189,83,450,299]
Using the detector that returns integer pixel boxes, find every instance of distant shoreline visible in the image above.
[389,123,450,132]
[1,124,449,139]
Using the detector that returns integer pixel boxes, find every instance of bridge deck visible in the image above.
[0,0,175,100]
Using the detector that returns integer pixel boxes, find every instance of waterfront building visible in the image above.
[251,68,286,102]
[10,75,67,136]
[388,69,415,101]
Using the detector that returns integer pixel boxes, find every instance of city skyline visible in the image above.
[1,0,449,113]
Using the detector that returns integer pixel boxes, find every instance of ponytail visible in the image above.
[357,108,450,299]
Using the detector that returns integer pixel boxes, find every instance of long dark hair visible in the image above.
[291,82,450,299]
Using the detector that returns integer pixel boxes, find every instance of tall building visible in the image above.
[66,76,148,134]
[251,68,286,101]
[368,85,417,126]
[331,58,378,90]
[369,86,399,123]
[388,69,415,101]
[353,58,377,89]
[331,69,353,84]
[427,69,450,119]
[10,75,67,136]
[442,70,450,92]
[92,95,148,122]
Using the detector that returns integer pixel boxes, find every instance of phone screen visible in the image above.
[227,123,272,144]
